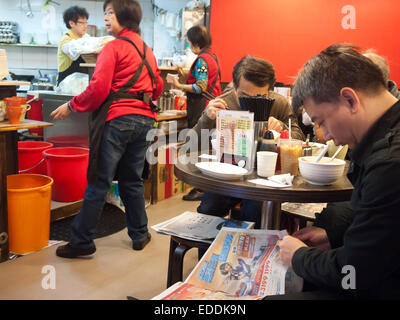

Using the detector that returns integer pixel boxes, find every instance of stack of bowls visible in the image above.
[4,96,29,124]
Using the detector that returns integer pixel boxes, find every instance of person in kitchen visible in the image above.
[51,0,163,258]
[194,55,304,231]
[57,6,90,85]
[172,25,222,201]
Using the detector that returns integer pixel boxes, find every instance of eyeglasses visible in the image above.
[76,21,88,25]
[104,10,115,17]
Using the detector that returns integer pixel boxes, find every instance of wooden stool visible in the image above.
[167,235,210,288]
[280,202,323,234]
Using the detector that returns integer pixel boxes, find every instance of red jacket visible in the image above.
[187,48,221,101]
[70,29,163,121]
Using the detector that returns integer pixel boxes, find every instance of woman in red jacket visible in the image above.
[51,0,163,258]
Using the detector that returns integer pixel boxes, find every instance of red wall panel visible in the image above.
[210,0,400,85]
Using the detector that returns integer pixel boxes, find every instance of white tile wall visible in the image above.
[0,0,208,75]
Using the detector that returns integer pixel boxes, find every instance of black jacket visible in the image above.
[292,100,400,299]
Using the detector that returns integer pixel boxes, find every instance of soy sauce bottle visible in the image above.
[259,130,276,152]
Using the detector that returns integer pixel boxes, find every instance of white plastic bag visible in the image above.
[62,36,114,61]
[55,72,89,96]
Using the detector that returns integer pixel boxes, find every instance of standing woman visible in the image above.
[173,25,221,128]
[51,0,163,258]
[172,25,221,201]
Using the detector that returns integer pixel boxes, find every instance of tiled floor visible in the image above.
[0,195,200,300]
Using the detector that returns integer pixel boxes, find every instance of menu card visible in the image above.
[216,110,254,171]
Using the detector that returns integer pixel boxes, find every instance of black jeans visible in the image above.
[70,114,155,248]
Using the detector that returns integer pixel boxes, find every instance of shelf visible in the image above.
[0,43,58,48]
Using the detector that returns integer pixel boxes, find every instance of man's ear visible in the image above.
[339,87,360,114]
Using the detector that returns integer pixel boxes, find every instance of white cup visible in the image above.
[257,151,278,178]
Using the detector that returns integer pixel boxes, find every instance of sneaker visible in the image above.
[182,188,204,201]
[56,243,96,258]
[132,233,151,251]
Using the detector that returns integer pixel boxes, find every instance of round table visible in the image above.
[174,156,354,229]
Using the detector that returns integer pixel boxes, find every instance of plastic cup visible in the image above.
[6,105,23,124]
[280,139,303,175]
[257,151,278,177]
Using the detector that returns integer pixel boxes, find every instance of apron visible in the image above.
[187,51,221,128]
[87,36,159,184]
[57,55,89,85]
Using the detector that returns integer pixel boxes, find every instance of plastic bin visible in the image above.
[7,174,53,254]
[43,147,89,202]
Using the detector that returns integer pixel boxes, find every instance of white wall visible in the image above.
[0,0,208,77]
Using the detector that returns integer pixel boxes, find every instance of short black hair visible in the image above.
[292,43,387,112]
[232,56,276,89]
[187,25,211,50]
[103,0,142,34]
[63,6,89,29]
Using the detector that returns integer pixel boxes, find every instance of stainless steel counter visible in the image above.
[28,90,89,141]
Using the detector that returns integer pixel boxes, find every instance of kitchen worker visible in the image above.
[172,25,222,201]
[51,0,163,258]
[57,6,90,85]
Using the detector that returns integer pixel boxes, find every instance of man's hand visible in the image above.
[292,226,331,250]
[51,103,71,121]
[205,98,228,120]
[268,116,283,132]
[277,235,307,267]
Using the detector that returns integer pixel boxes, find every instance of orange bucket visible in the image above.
[7,174,53,254]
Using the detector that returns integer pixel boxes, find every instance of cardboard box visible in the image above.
[156,143,185,201]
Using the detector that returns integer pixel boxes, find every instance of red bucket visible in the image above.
[27,95,43,136]
[43,147,89,202]
[18,141,54,175]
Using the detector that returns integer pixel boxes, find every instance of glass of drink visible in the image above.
[279,139,303,175]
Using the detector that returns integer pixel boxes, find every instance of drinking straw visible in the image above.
[289,118,292,140]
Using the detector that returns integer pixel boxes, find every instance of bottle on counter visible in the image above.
[303,134,312,156]
[258,130,276,152]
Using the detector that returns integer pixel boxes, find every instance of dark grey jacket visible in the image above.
[292,100,400,299]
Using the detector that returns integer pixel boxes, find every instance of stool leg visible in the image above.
[167,239,190,288]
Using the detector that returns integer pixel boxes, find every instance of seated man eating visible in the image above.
[193,55,304,228]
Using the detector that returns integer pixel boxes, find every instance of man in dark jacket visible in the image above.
[277,43,400,299]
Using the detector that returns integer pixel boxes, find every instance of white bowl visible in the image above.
[298,156,346,185]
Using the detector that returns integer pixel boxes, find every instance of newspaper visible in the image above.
[216,110,254,171]
[153,228,303,300]
[281,202,326,218]
[152,211,254,244]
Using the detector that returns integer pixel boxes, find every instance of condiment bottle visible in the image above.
[276,130,289,171]
[303,134,312,156]
[259,130,276,152]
